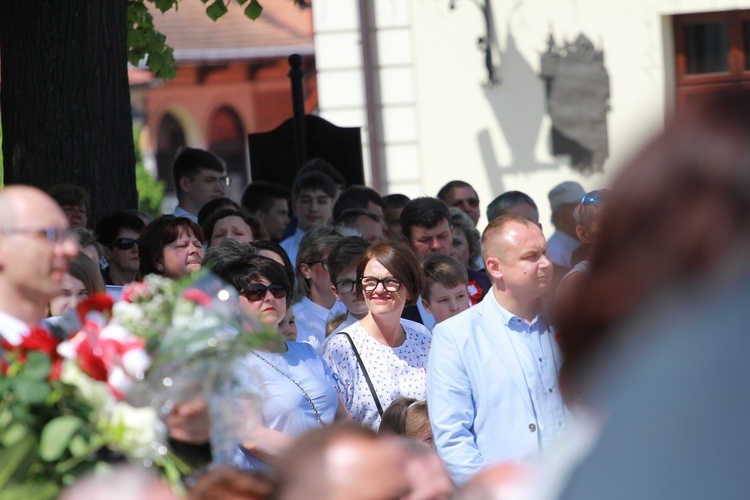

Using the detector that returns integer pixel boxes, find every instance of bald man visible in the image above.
[274,425,412,500]
[427,216,568,485]
[0,186,78,343]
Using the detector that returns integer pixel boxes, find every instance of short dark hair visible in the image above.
[332,186,384,222]
[335,208,380,228]
[486,191,539,221]
[95,211,146,246]
[138,215,204,277]
[297,157,346,190]
[436,180,476,202]
[240,181,291,213]
[250,240,295,287]
[172,147,225,195]
[382,193,410,209]
[197,197,241,227]
[48,183,89,210]
[209,253,292,307]
[292,172,337,201]
[327,236,369,284]
[202,208,267,245]
[356,241,424,304]
[399,197,451,240]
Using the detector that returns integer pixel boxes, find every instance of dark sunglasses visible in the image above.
[241,284,288,302]
[109,237,138,250]
[581,189,610,206]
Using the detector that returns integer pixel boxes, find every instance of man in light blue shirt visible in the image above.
[427,215,567,485]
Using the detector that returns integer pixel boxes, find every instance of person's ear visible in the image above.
[102,245,112,260]
[331,284,342,302]
[575,225,588,244]
[300,262,312,280]
[485,256,502,282]
[178,176,191,194]
[422,297,433,314]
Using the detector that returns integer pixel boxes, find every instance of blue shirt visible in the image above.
[493,300,567,450]
[172,205,198,224]
[232,341,339,471]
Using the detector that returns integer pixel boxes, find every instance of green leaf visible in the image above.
[0,434,36,490]
[22,351,51,381]
[0,483,59,500]
[68,435,88,458]
[12,379,50,405]
[206,0,228,21]
[153,0,177,12]
[2,422,27,447]
[236,0,248,5]
[39,416,82,462]
[245,0,262,19]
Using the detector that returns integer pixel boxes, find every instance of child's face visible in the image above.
[295,188,333,231]
[332,265,369,318]
[278,308,297,341]
[423,283,470,324]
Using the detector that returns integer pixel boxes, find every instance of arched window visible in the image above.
[209,106,246,198]
[156,113,186,192]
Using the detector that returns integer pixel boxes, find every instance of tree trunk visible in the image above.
[0,0,137,224]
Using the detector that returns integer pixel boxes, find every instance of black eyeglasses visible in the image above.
[335,279,357,294]
[109,238,138,250]
[581,190,610,206]
[361,276,402,292]
[307,258,329,272]
[0,227,73,243]
[241,284,288,302]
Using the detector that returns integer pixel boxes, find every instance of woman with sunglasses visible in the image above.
[291,225,347,349]
[206,248,349,472]
[95,211,146,286]
[321,241,430,430]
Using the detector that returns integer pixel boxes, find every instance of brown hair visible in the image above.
[355,241,424,304]
[554,92,750,403]
[68,252,106,295]
[138,215,204,277]
[378,397,430,440]
[422,254,467,301]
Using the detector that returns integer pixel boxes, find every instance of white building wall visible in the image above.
[313,0,748,233]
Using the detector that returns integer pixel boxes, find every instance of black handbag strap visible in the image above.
[337,331,383,416]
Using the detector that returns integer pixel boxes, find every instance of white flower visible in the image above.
[107,403,166,460]
[60,361,114,416]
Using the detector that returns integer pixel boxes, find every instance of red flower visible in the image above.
[67,331,108,382]
[76,293,114,322]
[121,280,148,303]
[2,327,64,381]
[182,288,211,307]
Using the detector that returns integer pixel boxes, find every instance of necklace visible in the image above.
[252,351,325,427]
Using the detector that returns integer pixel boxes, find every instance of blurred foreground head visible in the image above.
[555,92,750,403]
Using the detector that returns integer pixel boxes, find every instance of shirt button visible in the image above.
[538,358,543,362]
[548,388,553,393]
[528,423,536,432]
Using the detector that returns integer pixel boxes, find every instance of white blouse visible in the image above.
[321,320,431,430]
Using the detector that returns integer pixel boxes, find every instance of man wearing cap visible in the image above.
[547,181,586,270]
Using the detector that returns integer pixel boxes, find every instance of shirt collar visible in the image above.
[0,311,30,346]
[490,293,548,333]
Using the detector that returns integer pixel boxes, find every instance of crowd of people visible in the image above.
[3,92,750,498]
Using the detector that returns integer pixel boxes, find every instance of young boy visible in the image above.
[326,236,371,336]
[421,254,471,325]
[280,172,337,266]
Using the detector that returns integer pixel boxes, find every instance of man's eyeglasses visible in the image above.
[307,258,329,272]
[0,227,73,243]
[241,284,288,302]
[361,276,402,292]
[335,279,357,294]
[109,238,138,251]
[581,189,610,206]
[202,175,231,187]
